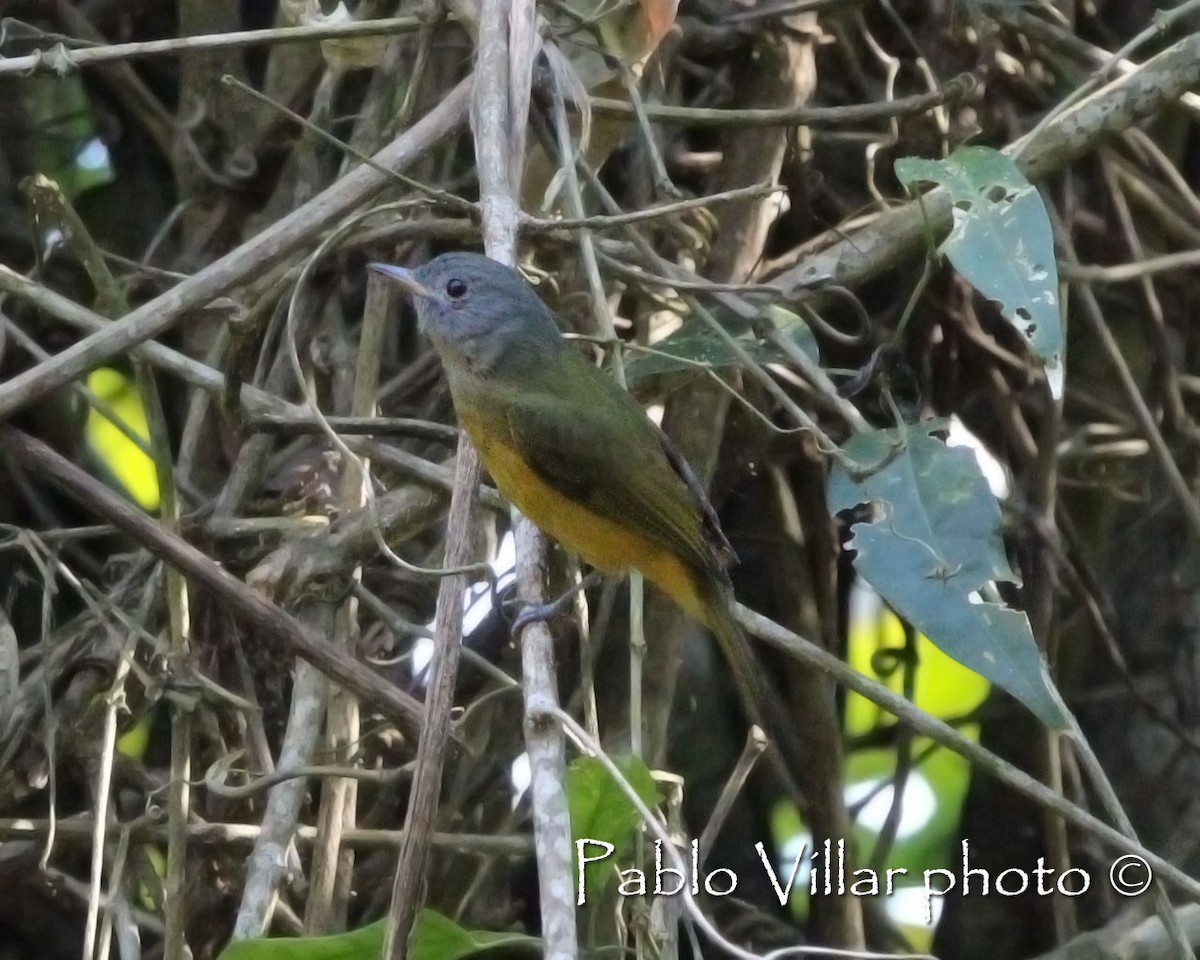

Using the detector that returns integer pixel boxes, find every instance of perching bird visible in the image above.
[371,252,803,780]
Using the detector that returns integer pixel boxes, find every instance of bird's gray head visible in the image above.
[369,252,563,377]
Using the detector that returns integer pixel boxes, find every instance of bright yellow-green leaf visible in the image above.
[116,714,151,759]
[845,606,989,737]
[86,368,159,512]
[137,844,166,911]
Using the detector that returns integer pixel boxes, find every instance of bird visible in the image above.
[370,252,802,780]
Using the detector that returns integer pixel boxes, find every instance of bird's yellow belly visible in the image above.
[462,414,706,621]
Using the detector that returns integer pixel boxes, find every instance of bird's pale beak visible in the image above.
[367,262,435,299]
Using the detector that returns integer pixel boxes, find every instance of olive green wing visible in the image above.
[502,364,729,577]
[648,417,735,565]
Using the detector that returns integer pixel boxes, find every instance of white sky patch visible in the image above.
[426,531,519,642]
[887,884,944,928]
[847,772,937,839]
[75,136,111,171]
[776,830,814,890]
[510,751,531,810]
[410,636,434,684]
[774,771,938,893]
[41,227,64,259]
[849,579,882,632]
[1043,360,1064,401]
[946,415,1009,499]
[493,530,517,578]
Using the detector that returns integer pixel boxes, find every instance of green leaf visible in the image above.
[624,305,818,385]
[567,755,660,900]
[411,910,540,960]
[828,424,1066,728]
[767,304,822,363]
[216,911,539,960]
[895,146,1062,396]
[24,75,115,200]
[217,920,385,960]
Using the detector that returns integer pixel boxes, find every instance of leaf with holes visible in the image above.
[828,423,1066,728]
[896,147,1062,396]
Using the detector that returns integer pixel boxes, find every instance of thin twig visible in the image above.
[248,413,458,443]
[231,647,330,939]
[223,74,474,213]
[381,33,511,960]
[0,312,155,460]
[1052,215,1200,542]
[0,265,295,421]
[553,708,925,960]
[1061,249,1200,283]
[0,79,471,420]
[586,72,974,127]
[1012,0,1200,163]
[697,727,769,860]
[472,6,578,960]
[768,31,1200,303]
[1003,5,1200,120]
[737,604,1200,902]
[0,818,531,855]
[521,182,777,232]
[0,426,428,735]
[0,16,423,76]
[304,276,392,933]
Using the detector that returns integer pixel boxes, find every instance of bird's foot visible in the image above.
[508,570,604,637]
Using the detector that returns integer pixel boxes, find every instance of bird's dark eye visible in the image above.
[445,278,467,299]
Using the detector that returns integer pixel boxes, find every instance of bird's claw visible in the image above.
[508,595,571,637]
[506,570,605,637]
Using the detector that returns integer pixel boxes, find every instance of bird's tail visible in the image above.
[694,577,808,796]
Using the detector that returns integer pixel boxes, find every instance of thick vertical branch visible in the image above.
[383,2,546,957]
[475,3,577,959]
[304,280,392,933]
[381,427,479,958]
